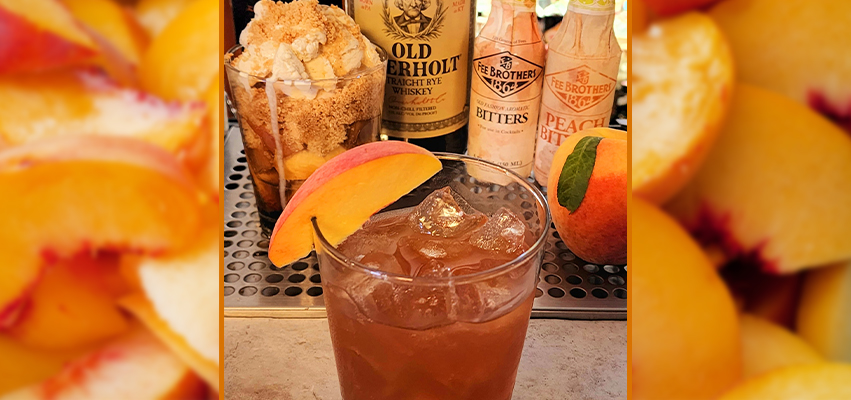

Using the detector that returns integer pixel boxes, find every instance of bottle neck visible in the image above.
[490,0,536,13]
[480,0,542,44]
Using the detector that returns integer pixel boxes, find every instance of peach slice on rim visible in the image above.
[268,141,442,266]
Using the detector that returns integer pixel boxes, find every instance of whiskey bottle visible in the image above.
[345,0,475,154]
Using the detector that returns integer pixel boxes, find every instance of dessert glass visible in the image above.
[313,154,550,400]
[225,45,387,232]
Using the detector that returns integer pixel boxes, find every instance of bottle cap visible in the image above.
[567,0,617,15]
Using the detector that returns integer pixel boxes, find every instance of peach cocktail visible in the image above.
[311,154,549,399]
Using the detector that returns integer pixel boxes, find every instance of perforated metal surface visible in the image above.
[223,125,626,319]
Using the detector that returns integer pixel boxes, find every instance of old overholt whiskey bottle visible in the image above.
[345,0,474,153]
[467,0,545,179]
[534,0,621,185]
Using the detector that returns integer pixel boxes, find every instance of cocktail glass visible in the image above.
[225,45,387,232]
[313,153,549,400]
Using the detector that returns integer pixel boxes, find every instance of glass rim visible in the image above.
[311,153,551,286]
[224,44,388,84]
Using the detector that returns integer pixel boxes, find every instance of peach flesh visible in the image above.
[687,205,777,272]
[666,84,851,274]
[0,136,201,327]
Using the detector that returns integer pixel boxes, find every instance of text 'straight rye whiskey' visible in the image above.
[467,0,545,179]
[346,0,475,153]
[534,0,621,185]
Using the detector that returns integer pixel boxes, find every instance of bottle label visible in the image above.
[352,0,472,139]
[535,62,616,184]
[567,0,617,15]
[544,64,616,113]
[468,50,543,177]
[473,51,543,99]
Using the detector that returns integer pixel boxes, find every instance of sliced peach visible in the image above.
[643,0,722,16]
[632,0,649,33]
[3,330,207,400]
[269,141,442,266]
[139,0,218,101]
[709,0,851,133]
[200,78,221,195]
[0,136,203,327]
[283,147,347,181]
[632,12,734,205]
[633,198,741,400]
[0,70,206,168]
[719,364,851,400]
[0,0,98,74]
[63,0,149,85]
[120,295,218,390]
[134,0,197,39]
[64,0,148,64]
[740,314,822,379]
[136,235,219,368]
[797,261,851,363]
[666,84,851,274]
[0,334,88,395]
[7,256,130,350]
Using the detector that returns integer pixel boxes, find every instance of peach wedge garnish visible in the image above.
[268,141,442,266]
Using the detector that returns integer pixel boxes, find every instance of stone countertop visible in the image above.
[225,318,626,400]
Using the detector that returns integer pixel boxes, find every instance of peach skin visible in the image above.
[633,198,741,400]
[666,84,851,274]
[0,0,98,74]
[268,141,442,266]
[643,0,722,16]
[547,128,626,265]
[632,12,734,205]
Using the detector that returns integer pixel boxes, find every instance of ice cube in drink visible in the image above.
[323,186,539,400]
